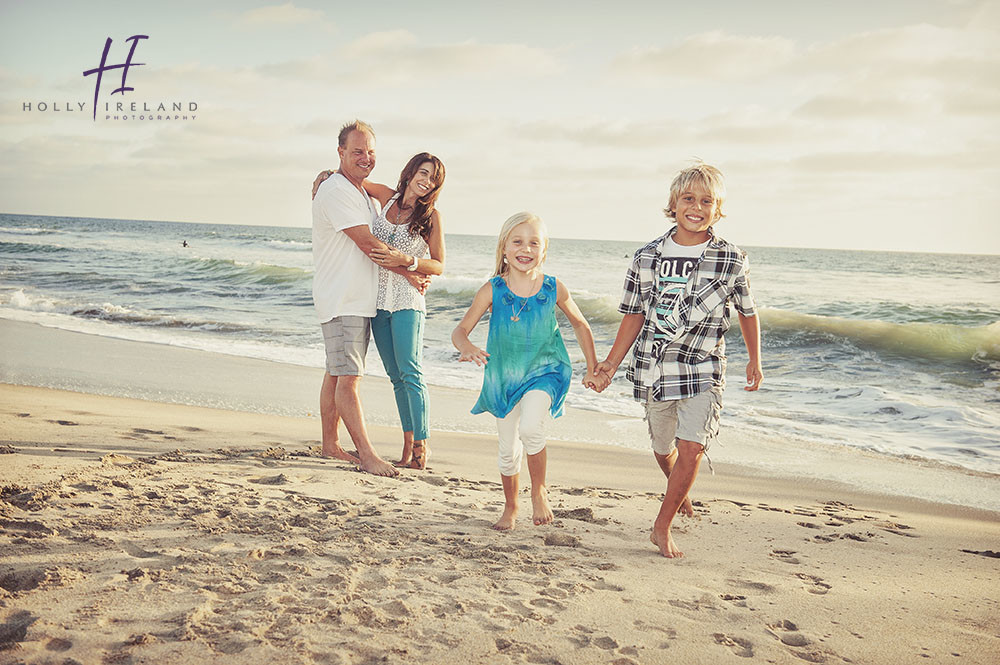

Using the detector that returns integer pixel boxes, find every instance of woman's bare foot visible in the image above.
[394,440,414,467]
[493,505,518,531]
[321,443,359,462]
[531,487,554,526]
[650,528,683,558]
[679,496,695,518]
[407,440,429,470]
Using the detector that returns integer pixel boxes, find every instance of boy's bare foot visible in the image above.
[359,455,399,477]
[493,505,517,531]
[679,496,695,518]
[393,456,412,467]
[531,487,554,526]
[321,444,359,462]
[650,528,683,558]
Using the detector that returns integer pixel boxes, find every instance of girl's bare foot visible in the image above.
[531,487,554,526]
[493,505,517,531]
[650,528,683,558]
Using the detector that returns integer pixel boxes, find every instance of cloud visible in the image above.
[237,3,333,30]
[610,30,796,82]
[257,30,562,86]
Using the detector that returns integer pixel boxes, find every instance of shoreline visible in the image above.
[2,317,999,513]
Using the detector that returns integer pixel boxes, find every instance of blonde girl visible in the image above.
[452,212,607,530]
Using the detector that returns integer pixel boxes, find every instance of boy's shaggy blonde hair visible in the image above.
[493,212,548,277]
[664,163,727,222]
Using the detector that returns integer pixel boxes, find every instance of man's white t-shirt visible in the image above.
[311,173,380,322]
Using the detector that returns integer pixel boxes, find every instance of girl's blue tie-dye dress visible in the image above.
[471,275,572,419]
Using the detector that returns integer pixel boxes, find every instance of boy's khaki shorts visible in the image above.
[644,385,723,455]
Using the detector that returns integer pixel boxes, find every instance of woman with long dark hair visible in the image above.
[313,153,446,469]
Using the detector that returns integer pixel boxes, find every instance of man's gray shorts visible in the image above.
[644,385,723,455]
[321,316,370,376]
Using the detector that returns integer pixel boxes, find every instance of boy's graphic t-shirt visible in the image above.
[655,237,709,325]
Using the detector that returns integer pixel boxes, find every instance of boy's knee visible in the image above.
[676,438,705,456]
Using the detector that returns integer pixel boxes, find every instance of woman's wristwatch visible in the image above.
[406,255,419,271]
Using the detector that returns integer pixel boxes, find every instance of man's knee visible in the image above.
[335,375,361,393]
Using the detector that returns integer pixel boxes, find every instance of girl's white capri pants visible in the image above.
[496,390,551,476]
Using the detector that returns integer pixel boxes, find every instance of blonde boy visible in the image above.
[595,163,762,559]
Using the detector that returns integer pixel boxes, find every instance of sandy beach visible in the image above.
[2,324,999,664]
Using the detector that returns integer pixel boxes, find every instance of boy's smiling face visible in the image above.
[673,182,719,244]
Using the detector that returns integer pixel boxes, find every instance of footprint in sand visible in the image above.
[770,549,801,565]
[120,541,162,559]
[0,610,37,649]
[713,633,754,658]
[720,593,748,607]
[729,578,777,594]
[767,619,811,647]
[795,573,831,595]
[529,597,566,611]
[47,419,78,426]
[878,521,919,537]
[249,474,290,486]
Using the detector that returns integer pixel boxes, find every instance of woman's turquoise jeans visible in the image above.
[371,308,429,441]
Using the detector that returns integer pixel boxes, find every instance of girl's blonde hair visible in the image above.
[493,212,549,277]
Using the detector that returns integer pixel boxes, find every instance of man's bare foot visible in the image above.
[321,444,359,462]
[493,505,517,531]
[679,496,695,518]
[359,455,399,477]
[650,528,683,558]
[531,487,554,526]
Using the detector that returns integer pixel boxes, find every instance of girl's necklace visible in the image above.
[509,274,538,322]
[511,297,528,322]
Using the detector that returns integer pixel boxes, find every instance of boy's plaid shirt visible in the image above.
[618,226,757,401]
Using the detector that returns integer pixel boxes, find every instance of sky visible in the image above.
[1,0,998,253]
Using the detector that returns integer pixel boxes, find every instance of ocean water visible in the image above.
[2,213,999,475]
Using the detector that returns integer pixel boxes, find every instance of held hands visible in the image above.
[582,370,611,392]
[404,271,431,295]
[744,361,764,391]
[458,344,489,366]
[311,170,335,199]
[583,359,617,393]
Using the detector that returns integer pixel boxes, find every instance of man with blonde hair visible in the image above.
[312,120,426,477]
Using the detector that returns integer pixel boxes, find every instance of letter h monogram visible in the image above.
[82,35,149,120]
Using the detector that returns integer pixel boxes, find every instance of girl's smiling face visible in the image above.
[503,221,546,274]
